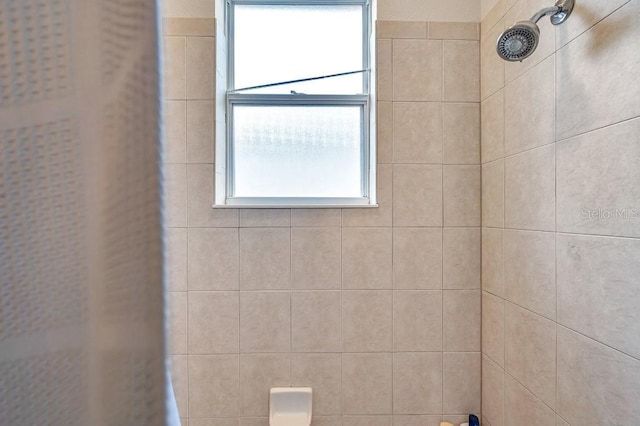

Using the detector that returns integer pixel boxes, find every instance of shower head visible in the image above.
[496,0,575,62]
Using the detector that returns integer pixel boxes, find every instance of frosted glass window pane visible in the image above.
[232,106,363,198]
[234,5,364,94]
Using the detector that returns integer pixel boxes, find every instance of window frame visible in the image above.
[217,0,376,208]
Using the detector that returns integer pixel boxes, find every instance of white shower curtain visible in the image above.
[0,0,167,424]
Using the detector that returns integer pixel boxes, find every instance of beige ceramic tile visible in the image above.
[556,0,630,47]
[377,39,392,102]
[188,292,239,354]
[170,355,188,417]
[393,102,443,163]
[443,290,481,351]
[557,326,640,425]
[311,417,342,426]
[166,227,187,291]
[377,101,393,164]
[504,145,555,232]
[482,355,504,426]
[482,159,504,228]
[191,419,238,426]
[505,303,556,409]
[443,352,481,414]
[504,230,555,319]
[291,227,341,290]
[392,416,442,426]
[557,234,640,359]
[443,103,480,165]
[342,228,392,290]
[188,228,239,290]
[429,21,479,40]
[186,37,214,99]
[393,227,443,290]
[481,21,505,100]
[393,290,443,352]
[239,209,290,227]
[480,89,505,164]
[482,227,504,297]
[239,292,290,353]
[186,100,214,163]
[163,36,186,100]
[443,40,480,102]
[343,164,393,227]
[163,0,214,18]
[443,165,481,226]
[393,164,443,227]
[162,18,215,36]
[556,0,640,139]
[393,352,443,414]
[481,0,517,37]
[291,209,342,227]
[504,56,555,156]
[443,227,481,290]
[504,374,555,426]
[556,416,570,426]
[291,353,342,415]
[239,228,290,290]
[165,163,187,227]
[291,291,341,352]
[342,353,393,415]
[187,164,239,227]
[482,291,505,367]
[239,354,290,416]
[556,118,640,238]
[189,355,240,417]
[343,416,391,426]
[377,20,427,38]
[393,39,443,101]
[342,290,392,352]
[168,292,187,354]
[163,100,186,163]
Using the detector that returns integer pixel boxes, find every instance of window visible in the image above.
[217,0,375,207]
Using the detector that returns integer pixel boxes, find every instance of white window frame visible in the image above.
[215,0,377,208]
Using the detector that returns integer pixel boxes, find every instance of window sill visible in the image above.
[212,204,379,209]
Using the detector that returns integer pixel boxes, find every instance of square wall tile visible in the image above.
[343,416,391,426]
[188,292,239,354]
[240,209,290,227]
[377,101,393,164]
[393,227,442,290]
[443,290,481,352]
[481,89,505,164]
[443,165,481,226]
[291,353,342,415]
[342,228,392,290]
[393,102,442,164]
[240,292,290,353]
[164,100,186,163]
[443,227,481,290]
[429,21,479,40]
[482,159,504,228]
[163,37,186,99]
[504,145,555,232]
[505,303,556,409]
[187,164,239,227]
[240,228,290,290]
[240,354,290,417]
[291,227,341,290]
[504,374,555,426]
[186,37,214,99]
[166,227,187,291]
[168,292,187,354]
[377,20,427,39]
[443,103,480,165]
[393,291,442,352]
[188,228,239,290]
[342,353,392,415]
[393,164,443,227]
[291,209,342,227]
[393,416,442,426]
[482,292,505,367]
[482,355,504,426]
[291,291,341,352]
[186,100,214,163]
[343,164,393,227]
[393,39,443,101]
[377,39,392,101]
[342,291,392,352]
[504,230,556,320]
[555,0,630,47]
[189,355,240,418]
[443,352,481,414]
[482,227,504,297]
[393,352,443,414]
[481,21,505,100]
[165,163,187,227]
[443,40,480,102]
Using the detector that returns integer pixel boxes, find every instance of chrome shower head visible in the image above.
[497,21,540,62]
[496,0,575,62]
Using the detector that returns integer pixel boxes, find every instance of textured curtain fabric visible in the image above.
[0,0,166,424]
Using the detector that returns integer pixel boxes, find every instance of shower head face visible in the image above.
[496,21,540,62]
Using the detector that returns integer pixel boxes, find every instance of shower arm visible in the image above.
[529,6,561,23]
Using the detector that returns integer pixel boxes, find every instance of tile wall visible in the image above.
[162,15,482,426]
[480,0,640,425]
